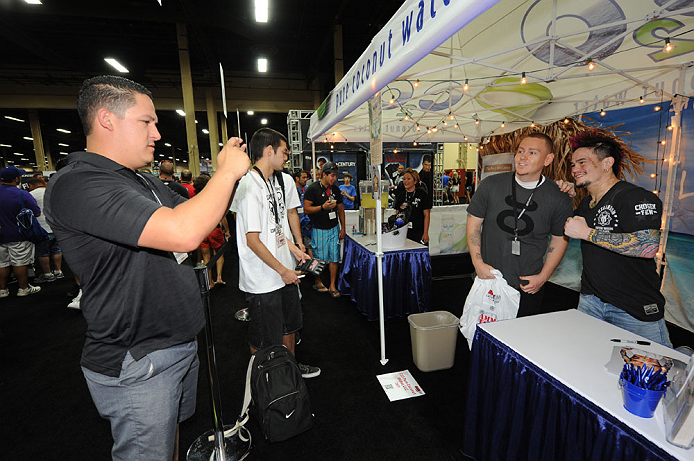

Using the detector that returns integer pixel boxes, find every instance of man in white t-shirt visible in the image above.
[231,128,321,378]
[28,177,64,282]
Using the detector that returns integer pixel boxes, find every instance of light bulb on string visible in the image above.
[404,114,410,121]
[427,128,432,134]
[393,148,398,154]
[661,140,666,145]
[443,120,448,126]
[432,126,438,132]
[463,79,469,91]
[654,106,661,112]
[600,110,606,116]
[668,125,673,131]
[650,173,657,179]
[414,79,419,88]
[640,96,644,104]
[454,123,459,129]
[501,122,505,128]
[564,118,570,124]
[663,38,674,54]
[416,124,421,132]
[520,72,527,85]
[464,135,468,141]
[530,121,535,128]
[474,119,479,125]
[448,112,454,120]
[389,94,395,105]
[413,141,418,146]
[587,59,595,71]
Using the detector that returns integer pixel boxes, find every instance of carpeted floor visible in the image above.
[1,249,691,460]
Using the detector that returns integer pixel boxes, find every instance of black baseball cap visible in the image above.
[322,161,338,174]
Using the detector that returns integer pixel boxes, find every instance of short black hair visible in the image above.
[78,75,153,136]
[293,170,307,180]
[422,154,432,164]
[249,128,287,163]
[27,177,44,187]
[523,132,554,154]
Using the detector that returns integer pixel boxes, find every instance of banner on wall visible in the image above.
[480,153,513,181]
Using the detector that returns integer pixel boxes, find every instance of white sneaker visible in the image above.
[17,284,41,297]
[67,289,82,310]
[52,270,65,279]
[0,288,9,298]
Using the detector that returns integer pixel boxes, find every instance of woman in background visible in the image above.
[393,168,432,244]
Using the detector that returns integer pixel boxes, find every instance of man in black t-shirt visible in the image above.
[562,132,671,347]
[158,159,189,198]
[45,75,250,460]
[304,161,345,297]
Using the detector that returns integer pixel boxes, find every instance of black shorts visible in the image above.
[246,284,302,350]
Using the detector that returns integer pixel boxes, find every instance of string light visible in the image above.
[587,59,595,71]
[454,123,459,128]
[640,96,644,104]
[414,79,419,88]
[653,190,659,194]
[650,173,657,179]
[432,126,438,132]
[427,127,432,134]
[389,94,395,105]
[413,141,418,146]
[530,121,535,127]
[448,112,454,120]
[668,125,673,131]
[654,106,661,112]
[330,144,334,149]
[443,120,448,126]
[463,79,469,91]
[563,118,570,124]
[661,140,666,145]
[464,135,468,141]
[393,148,398,154]
[474,119,479,125]
[416,124,421,132]
[500,122,505,128]
[404,114,410,121]
[663,38,674,54]
[600,110,606,116]
[520,72,527,85]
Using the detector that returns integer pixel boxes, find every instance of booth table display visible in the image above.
[338,235,432,321]
[462,310,692,461]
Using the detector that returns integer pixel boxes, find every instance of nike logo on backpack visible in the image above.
[285,409,295,419]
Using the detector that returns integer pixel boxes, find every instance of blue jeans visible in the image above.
[577,294,672,348]
[82,340,199,461]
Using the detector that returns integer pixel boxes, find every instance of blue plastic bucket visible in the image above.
[620,378,666,418]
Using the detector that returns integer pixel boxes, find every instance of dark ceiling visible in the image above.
[0,0,404,169]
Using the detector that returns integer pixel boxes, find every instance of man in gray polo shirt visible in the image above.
[45,75,249,461]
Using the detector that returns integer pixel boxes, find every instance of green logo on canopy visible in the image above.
[476,77,553,121]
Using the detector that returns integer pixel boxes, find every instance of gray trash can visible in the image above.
[408,310,460,372]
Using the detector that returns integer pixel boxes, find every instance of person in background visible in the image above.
[294,170,312,257]
[339,172,357,210]
[158,160,189,199]
[230,127,320,378]
[560,131,672,347]
[441,171,451,203]
[194,174,230,288]
[180,169,195,197]
[418,155,432,194]
[0,166,42,298]
[28,177,64,283]
[451,172,461,204]
[466,133,573,317]
[45,75,250,461]
[304,161,346,297]
[393,168,431,244]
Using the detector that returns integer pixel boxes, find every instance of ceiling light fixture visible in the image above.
[56,128,71,133]
[258,58,268,73]
[176,109,186,116]
[23,136,33,141]
[5,116,25,122]
[255,0,268,23]
[261,118,268,125]
[0,144,12,147]
[13,152,23,156]
[58,143,69,147]
[202,128,209,134]
[24,0,42,4]
[104,58,129,73]
[247,110,254,115]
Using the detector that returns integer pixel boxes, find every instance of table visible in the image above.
[338,235,432,321]
[462,310,693,461]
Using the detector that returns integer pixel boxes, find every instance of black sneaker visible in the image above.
[298,363,321,378]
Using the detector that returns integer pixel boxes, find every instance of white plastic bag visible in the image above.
[459,270,520,350]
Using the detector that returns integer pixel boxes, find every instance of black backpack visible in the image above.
[241,345,314,443]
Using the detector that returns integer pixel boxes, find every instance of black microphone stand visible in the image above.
[187,241,251,461]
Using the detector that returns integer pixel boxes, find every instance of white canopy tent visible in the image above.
[309,0,694,360]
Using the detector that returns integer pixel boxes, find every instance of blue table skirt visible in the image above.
[338,235,432,321]
[461,327,676,461]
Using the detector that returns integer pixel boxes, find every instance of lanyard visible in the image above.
[135,173,163,205]
[252,166,281,230]
[511,173,542,240]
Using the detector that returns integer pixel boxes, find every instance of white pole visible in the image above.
[375,164,388,365]
[312,142,317,181]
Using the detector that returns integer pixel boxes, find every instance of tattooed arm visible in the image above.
[588,228,660,258]
[466,214,496,279]
[565,216,660,258]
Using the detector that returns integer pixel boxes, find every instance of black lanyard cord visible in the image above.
[252,166,281,229]
[511,173,542,238]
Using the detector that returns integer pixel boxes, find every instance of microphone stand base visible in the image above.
[187,425,251,461]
